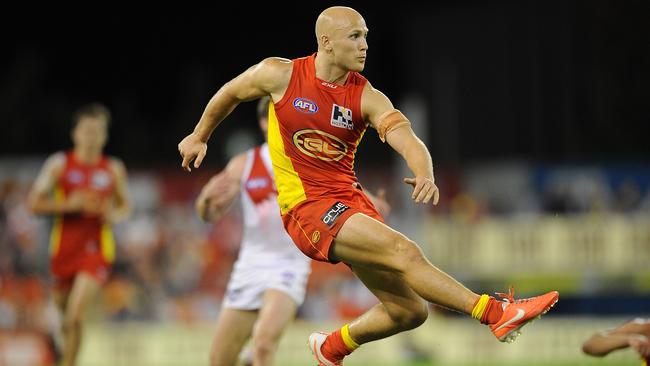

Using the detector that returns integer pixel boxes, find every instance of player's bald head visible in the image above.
[315,6,366,46]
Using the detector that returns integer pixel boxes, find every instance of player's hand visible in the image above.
[202,174,231,198]
[178,133,208,172]
[63,191,87,213]
[198,175,231,213]
[403,176,439,205]
[629,334,650,358]
[82,192,110,218]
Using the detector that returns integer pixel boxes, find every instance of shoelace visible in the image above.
[495,285,515,303]
[496,286,535,304]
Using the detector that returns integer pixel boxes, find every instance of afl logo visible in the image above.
[293,98,318,114]
[293,129,348,161]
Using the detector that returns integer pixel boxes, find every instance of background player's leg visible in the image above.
[209,308,257,366]
[52,284,70,363]
[52,287,70,314]
[331,213,479,315]
[347,266,429,344]
[61,272,100,366]
[250,289,298,366]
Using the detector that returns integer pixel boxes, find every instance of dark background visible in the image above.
[2,0,648,168]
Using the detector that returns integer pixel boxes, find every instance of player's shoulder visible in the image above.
[106,156,127,174]
[260,56,293,68]
[362,80,387,99]
[231,151,249,165]
[48,151,66,162]
[361,81,394,119]
[36,152,67,180]
[253,57,293,93]
[256,57,293,77]
[44,151,66,169]
[227,151,250,174]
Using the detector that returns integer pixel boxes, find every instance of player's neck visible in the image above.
[314,53,349,86]
[73,147,102,164]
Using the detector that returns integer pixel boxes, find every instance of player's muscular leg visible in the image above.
[346,265,429,343]
[331,213,479,315]
[210,309,257,366]
[251,290,298,366]
[61,272,100,366]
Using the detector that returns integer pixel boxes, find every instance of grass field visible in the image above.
[79,316,643,366]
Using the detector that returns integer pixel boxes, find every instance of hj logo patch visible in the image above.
[330,104,353,130]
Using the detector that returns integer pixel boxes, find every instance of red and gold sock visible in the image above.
[471,294,504,325]
[321,324,359,362]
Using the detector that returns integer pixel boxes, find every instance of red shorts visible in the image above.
[282,188,384,263]
[51,254,110,291]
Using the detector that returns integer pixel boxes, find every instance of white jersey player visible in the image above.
[196,97,310,366]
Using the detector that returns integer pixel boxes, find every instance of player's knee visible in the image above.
[252,328,280,360]
[208,350,215,366]
[252,335,277,360]
[208,346,223,366]
[62,314,82,333]
[208,350,218,366]
[390,235,426,273]
[390,302,428,331]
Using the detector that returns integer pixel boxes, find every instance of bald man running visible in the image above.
[179,6,559,365]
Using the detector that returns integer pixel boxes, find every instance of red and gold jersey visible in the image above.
[268,54,369,214]
[50,151,116,279]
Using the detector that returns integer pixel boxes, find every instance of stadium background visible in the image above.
[1,0,649,365]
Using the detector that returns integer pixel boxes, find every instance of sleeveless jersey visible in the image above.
[267,53,369,214]
[235,143,310,270]
[50,151,116,274]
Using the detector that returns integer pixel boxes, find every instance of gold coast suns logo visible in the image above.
[292,129,348,161]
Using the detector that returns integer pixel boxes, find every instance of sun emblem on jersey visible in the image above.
[311,230,321,243]
[66,169,84,185]
[292,129,348,162]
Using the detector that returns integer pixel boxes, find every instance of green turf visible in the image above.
[279,362,639,366]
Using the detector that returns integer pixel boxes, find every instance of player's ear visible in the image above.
[321,35,333,52]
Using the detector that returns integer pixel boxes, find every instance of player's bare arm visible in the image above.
[178,58,292,172]
[361,83,439,205]
[195,153,247,222]
[582,319,650,357]
[106,158,132,224]
[28,152,85,214]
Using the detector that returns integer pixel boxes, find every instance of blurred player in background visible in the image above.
[196,97,390,366]
[178,6,558,365]
[582,318,650,365]
[28,103,131,366]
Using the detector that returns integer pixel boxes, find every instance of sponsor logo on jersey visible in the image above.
[293,98,318,114]
[321,202,350,227]
[246,177,269,190]
[292,129,348,161]
[330,104,353,130]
